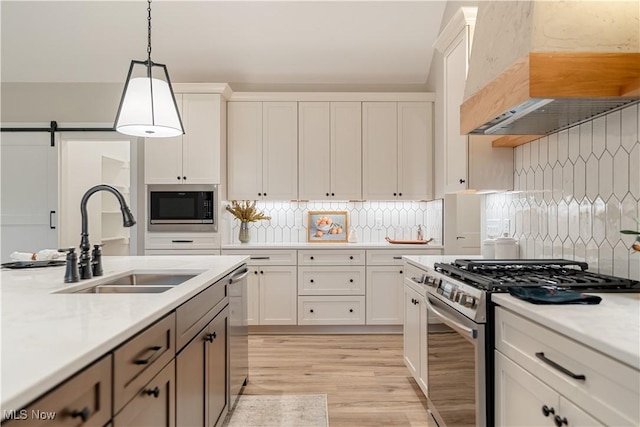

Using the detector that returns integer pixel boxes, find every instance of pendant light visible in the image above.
[114,0,184,138]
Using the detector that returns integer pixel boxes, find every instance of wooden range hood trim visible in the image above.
[461,52,640,147]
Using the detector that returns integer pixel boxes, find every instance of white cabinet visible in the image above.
[297,249,366,325]
[298,102,362,200]
[494,307,639,427]
[403,276,428,396]
[227,101,298,200]
[436,10,512,195]
[222,249,297,325]
[145,93,222,184]
[363,102,433,200]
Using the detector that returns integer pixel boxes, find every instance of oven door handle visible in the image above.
[424,295,478,340]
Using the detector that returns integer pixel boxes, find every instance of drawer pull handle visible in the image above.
[250,256,271,260]
[171,239,194,243]
[145,386,160,398]
[393,256,402,260]
[134,345,162,365]
[542,405,555,417]
[554,415,568,427]
[535,352,586,380]
[205,332,217,343]
[71,407,90,422]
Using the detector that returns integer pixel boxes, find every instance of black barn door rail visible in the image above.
[1,121,115,146]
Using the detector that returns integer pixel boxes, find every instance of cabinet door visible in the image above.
[228,102,263,199]
[262,102,298,200]
[145,95,184,184]
[331,102,362,199]
[246,267,260,326]
[363,102,398,200]
[114,360,176,427]
[206,308,228,427]
[398,102,433,200]
[366,266,404,325]
[443,28,469,193]
[259,265,297,325]
[403,285,421,378]
[299,102,331,199]
[181,93,221,184]
[495,351,558,427]
[176,328,208,427]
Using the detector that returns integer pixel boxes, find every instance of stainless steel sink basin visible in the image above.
[57,272,198,294]
[75,285,175,294]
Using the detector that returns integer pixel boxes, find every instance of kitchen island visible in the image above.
[0,255,248,416]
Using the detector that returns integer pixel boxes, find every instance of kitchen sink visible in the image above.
[56,273,198,294]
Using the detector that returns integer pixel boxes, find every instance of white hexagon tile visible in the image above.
[485,103,640,280]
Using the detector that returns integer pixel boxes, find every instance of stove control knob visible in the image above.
[462,295,476,308]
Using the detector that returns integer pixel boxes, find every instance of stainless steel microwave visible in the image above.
[148,184,218,232]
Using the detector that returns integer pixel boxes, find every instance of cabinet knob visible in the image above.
[326,193,330,197]
[398,192,402,196]
[399,270,403,274]
[542,405,555,417]
[310,256,314,260]
[264,192,267,196]
[177,176,181,180]
[393,192,397,196]
[331,193,335,196]
[254,271,258,275]
[310,279,314,283]
[310,309,314,313]
[258,193,262,196]
[349,279,354,283]
[260,270,264,274]
[205,332,217,342]
[349,256,354,260]
[71,407,90,422]
[554,415,568,427]
[183,176,187,180]
[349,309,353,313]
[144,386,160,398]
[411,298,415,304]
[459,179,466,184]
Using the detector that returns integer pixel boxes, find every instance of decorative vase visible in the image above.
[239,222,251,243]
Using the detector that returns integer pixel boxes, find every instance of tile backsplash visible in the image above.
[221,199,443,245]
[485,103,640,280]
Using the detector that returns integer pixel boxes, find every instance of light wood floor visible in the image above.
[243,334,436,427]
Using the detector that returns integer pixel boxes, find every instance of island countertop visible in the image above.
[0,255,248,412]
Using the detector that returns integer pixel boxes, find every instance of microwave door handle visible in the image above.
[424,296,478,341]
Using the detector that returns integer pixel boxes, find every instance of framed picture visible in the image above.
[307,211,348,243]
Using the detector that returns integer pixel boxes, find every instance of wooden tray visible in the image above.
[385,237,434,245]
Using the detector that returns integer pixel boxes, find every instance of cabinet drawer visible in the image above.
[297,266,365,295]
[366,249,442,265]
[298,296,365,325]
[176,280,227,350]
[113,359,175,427]
[3,355,112,427]
[222,249,297,266]
[495,307,640,426]
[145,233,220,250]
[298,250,365,266]
[114,313,176,413]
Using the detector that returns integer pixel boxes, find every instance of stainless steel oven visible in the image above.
[424,292,486,427]
[148,184,218,232]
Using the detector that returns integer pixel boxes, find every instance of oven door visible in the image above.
[424,294,486,427]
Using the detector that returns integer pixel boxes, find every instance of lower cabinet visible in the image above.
[113,360,176,427]
[176,306,229,427]
[366,266,404,325]
[403,264,429,396]
[249,265,297,325]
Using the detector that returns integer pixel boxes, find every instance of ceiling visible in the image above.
[1,1,448,91]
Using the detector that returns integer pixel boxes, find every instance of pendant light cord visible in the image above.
[146,0,152,76]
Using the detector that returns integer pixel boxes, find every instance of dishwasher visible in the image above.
[227,265,249,408]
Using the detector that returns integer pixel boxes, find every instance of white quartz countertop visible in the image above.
[492,293,640,370]
[0,255,248,412]
[222,242,444,250]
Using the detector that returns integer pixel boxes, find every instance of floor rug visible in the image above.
[223,394,328,427]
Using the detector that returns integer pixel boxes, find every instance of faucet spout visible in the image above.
[79,184,136,279]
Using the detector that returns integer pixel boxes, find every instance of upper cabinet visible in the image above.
[363,102,433,200]
[145,93,222,184]
[435,7,513,195]
[298,102,362,200]
[228,101,298,200]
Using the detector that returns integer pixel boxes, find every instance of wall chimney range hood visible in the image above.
[461,1,640,146]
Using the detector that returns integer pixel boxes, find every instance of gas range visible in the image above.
[414,259,640,323]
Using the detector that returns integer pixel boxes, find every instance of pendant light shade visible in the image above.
[114,1,184,138]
